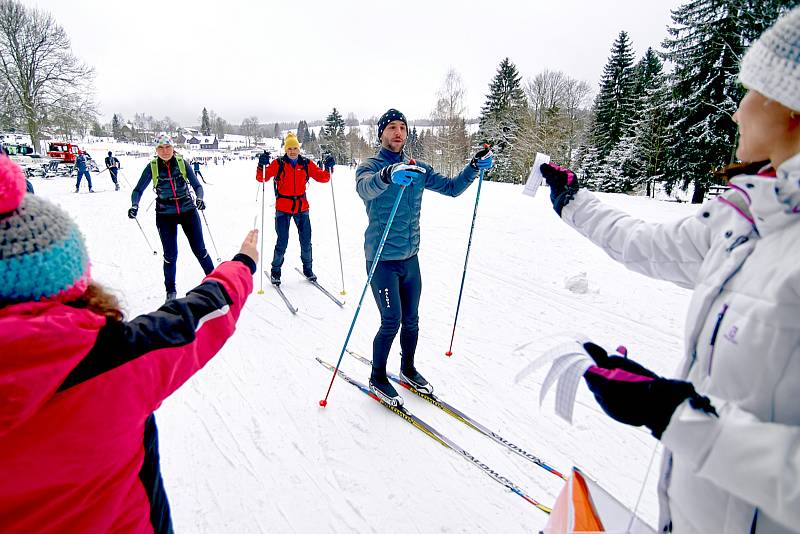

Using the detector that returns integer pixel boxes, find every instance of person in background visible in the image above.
[104,151,121,191]
[255,132,331,285]
[191,158,207,184]
[75,152,93,193]
[355,108,492,406]
[0,154,259,533]
[129,135,213,302]
[539,7,800,532]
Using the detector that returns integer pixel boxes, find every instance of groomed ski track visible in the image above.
[40,152,693,532]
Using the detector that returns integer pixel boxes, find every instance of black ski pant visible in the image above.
[156,209,214,293]
[271,210,312,274]
[367,255,421,382]
[109,168,119,185]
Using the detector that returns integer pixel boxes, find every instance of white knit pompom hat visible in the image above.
[739,6,800,112]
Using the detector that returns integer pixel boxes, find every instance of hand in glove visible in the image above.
[127,205,138,219]
[470,145,493,170]
[540,163,580,216]
[582,342,718,439]
[196,198,206,210]
[379,163,425,186]
[324,154,336,172]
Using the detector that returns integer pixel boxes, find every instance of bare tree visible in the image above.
[429,69,470,176]
[519,69,591,168]
[0,0,96,149]
[241,116,260,146]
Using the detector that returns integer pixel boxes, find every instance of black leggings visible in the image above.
[368,255,421,381]
[156,210,214,292]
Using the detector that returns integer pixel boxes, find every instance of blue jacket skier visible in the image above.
[355,108,493,405]
[75,153,93,193]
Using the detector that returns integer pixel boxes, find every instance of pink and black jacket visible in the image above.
[0,258,254,533]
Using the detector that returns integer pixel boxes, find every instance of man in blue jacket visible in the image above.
[355,108,492,406]
[75,153,93,193]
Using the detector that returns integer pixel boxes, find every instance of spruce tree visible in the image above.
[591,31,636,160]
[111,113,122,140]
[477,58,527,183]
[625,49,668,195]
[200,107,211,136]
[323,108,347,163]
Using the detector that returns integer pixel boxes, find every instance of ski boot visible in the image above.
[270,270,281,286]
[115,183,120,191]
[165,291,177,303]
[400,368,433,394]
[302,266,317,282]
[369,377,403,407]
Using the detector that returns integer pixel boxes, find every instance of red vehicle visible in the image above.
[47,142,86,164]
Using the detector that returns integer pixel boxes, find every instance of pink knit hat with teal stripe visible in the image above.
[0,156,91,305]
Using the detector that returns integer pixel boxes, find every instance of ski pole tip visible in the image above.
[319,399,328,407]
[152,250,157,255]
[408,158,416,164]
[445,351,453,357]
[483,143,490,149]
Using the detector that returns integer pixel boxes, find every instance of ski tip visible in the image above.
[409,158,416,164]
[319,399,328,408]
[445,351,453,357]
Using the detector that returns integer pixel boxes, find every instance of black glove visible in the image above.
[470,146,494,170]
[582,342,718,439]
[127,205,138,219]
[379,163,398,184]
[540,163,580,216]
[196,198,206,210]
[324,154,336,171]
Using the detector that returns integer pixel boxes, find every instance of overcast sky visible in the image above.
[28,0,684,126]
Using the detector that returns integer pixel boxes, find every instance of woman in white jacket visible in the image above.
[541,8,800,533]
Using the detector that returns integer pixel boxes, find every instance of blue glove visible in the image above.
[379,163,425,186]
[127,205,138,219]
[582,342,718,439]
[324,154,336,171]
[470,146,493,170]
[540,163,580,216]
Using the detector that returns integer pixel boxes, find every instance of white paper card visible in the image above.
[522,152,550,197]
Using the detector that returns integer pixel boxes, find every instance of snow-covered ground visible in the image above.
[30,147,697,533]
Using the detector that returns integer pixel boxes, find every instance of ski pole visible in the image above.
[257,177,266,294]
[200,210,222,262]
[146,197,156,213]
[132,217,158,255]
[320,163,421,407]
[445,149,490,357]
[118,169,132,189]
[255,181,261,203]
[329,172,346,296]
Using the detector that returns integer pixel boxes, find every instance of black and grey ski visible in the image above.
[266,271,298,314]
[294,267,345,307]
[347,349,566,480]
[315,357,552,513]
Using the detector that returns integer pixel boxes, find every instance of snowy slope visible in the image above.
[31,149,696,533]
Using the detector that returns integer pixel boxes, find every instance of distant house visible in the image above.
[199,135,218,150]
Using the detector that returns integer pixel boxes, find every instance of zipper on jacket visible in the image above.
[166,161,180,214]
[726,235,749,252]
[707,303,728,375]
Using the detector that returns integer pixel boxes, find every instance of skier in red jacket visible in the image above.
[0,155,258,533]
[256,131,332,285]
